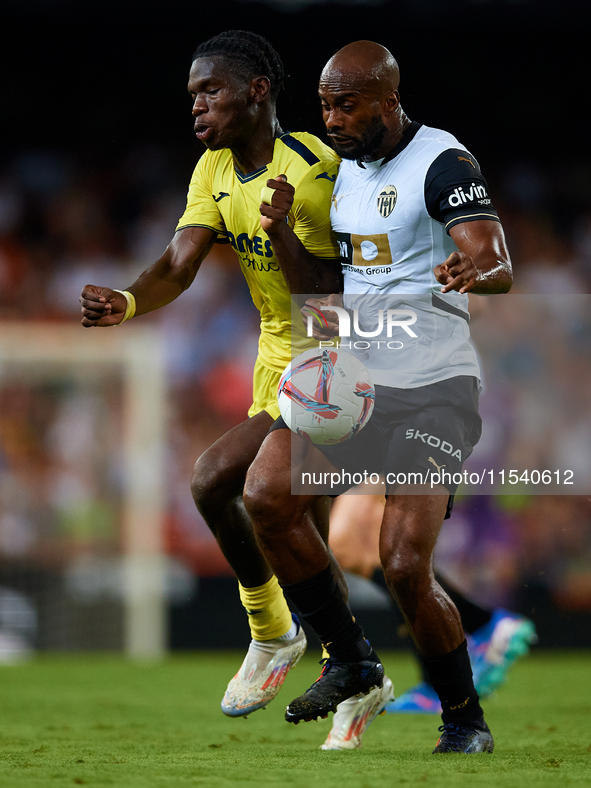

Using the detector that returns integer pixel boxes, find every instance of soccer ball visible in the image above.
[277,348,375,445]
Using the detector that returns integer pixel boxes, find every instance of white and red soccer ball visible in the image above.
[277,348,375,445]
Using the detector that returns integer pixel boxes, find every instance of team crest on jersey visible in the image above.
[377,186,397,217]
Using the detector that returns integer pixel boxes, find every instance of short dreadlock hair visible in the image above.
[192,30,286,100]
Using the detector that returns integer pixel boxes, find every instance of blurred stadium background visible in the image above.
[0,0,590,661]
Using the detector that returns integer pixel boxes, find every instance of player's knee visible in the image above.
[243,470,287,535]
[191,448,235,513]
[381,544,427,596]
[190,454,213,509]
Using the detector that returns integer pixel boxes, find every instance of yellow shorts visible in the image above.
[248,357,283,421]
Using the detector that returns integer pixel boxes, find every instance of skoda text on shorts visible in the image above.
[291,293,589,496]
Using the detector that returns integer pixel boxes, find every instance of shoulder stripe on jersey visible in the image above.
[278,134,320,166]
[432,294,470,323]
[444,212,500,229]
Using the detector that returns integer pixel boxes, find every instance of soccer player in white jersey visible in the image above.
[79,31,392,750]
[243,41,513,754]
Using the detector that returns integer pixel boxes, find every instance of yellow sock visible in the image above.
[238,575,293,641]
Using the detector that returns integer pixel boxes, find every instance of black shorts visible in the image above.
[270,375,481,516]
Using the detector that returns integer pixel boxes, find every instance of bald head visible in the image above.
[318,41,408,162]
[321,41,400,96]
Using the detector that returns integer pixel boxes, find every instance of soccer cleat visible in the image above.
[385,680,441,714]
[469,609,537,698]
[221,614,307,717]
[433,719,494,753]
[285,657,385,724]
[320,675,394,750]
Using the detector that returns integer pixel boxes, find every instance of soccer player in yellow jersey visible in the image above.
[79,31,352,728]
[177,112,340,374]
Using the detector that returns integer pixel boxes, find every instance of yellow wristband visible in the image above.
[113,290,136,323]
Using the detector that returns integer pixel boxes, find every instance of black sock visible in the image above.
[282,565,375,662]
[420,640,484,725]
[434,572,492,634]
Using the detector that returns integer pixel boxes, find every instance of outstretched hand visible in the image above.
[434,251,480,294]
[80,285,127,327]
[259,175,294,235]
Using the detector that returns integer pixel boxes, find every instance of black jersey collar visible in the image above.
[356,120,422,169]
[380,120,422,166]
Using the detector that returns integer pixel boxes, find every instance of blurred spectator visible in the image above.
[0,142,590,623]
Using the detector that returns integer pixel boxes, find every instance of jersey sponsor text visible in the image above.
[447,183,489,207]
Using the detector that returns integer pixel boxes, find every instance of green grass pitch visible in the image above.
[0,651,589,787]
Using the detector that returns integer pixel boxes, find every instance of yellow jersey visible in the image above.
[176,132,340,372]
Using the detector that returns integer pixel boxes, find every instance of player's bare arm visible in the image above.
[80,225,215,327]
[260,175,342,295]
[434,219,512,295]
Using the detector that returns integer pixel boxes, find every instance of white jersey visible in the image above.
[330,122,500,388]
